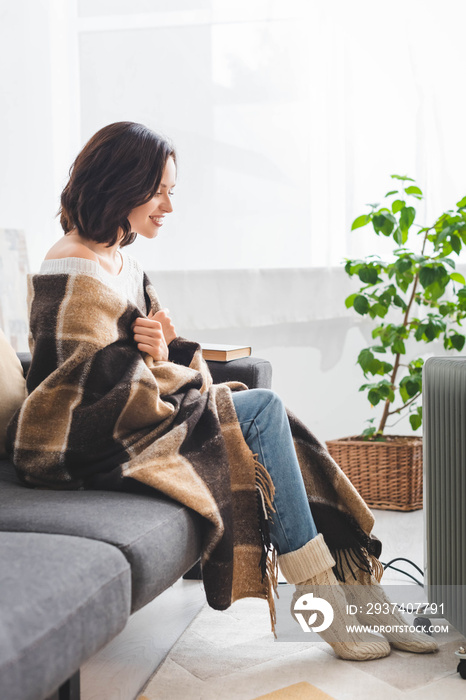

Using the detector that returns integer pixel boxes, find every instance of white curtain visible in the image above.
[75,0,466,271]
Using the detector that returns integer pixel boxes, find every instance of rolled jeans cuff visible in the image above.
[278,533,336,584]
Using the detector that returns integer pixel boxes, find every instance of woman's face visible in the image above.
[127,156,176,239]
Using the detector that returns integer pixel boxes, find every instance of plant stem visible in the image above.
[387,392,421,416]
[377,231,429,434]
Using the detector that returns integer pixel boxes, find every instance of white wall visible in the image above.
[0,0,80,273]
[0,0,55,270]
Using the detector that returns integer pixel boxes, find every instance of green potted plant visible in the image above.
[326,175,466,511]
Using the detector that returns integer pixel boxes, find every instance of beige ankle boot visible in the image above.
[278,534,391,661]
[338,553,438,653]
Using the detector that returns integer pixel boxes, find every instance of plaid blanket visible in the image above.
[7,270,381,634]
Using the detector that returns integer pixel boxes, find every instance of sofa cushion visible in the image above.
[0,330,26,457]
[0,531,130,700]
[0,460,203,612]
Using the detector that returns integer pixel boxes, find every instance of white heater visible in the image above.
[423,356,466,635]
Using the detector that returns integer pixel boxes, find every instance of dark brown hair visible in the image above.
[59,122,176,247]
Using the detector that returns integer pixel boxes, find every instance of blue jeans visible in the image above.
[231,388,319,555]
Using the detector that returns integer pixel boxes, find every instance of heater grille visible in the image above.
[423,357,466,635]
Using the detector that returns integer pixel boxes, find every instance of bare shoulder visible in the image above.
[44,236,99,263]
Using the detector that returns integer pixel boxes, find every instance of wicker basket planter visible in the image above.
[325,435,423,512]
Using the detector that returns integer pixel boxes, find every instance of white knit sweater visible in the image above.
[39,251,147,313]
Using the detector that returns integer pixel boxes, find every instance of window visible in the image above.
[74,0,466,270]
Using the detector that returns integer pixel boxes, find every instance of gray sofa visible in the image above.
[0,353,272,700]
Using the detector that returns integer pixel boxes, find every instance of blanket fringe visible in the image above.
[252,453,279,638]
[331,545,373,584]
[265,548,279,638]
[369,553,385,583]
[331,546,385,586]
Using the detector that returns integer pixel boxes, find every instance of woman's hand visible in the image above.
[132,316,169,362]
[149,308,177,346]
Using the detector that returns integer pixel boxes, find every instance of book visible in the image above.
[200,343,252,362]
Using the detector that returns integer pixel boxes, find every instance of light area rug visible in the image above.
[251,681,336,699]
[140,681,334,700]
[139,595,466,700]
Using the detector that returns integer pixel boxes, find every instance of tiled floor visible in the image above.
[139,508,466,700]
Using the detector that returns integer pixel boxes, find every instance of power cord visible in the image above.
[277,556,425,586]
[381,556,424,587]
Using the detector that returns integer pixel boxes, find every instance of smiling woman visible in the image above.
[127,158,176,239]
[58,121,176,246]
[44,121,178,354]
[7,121,438,663]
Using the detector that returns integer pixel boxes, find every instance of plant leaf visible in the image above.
[371,303,388,318]
[450,235,462,255]
[358,266,379,285]
[393,294,407,310]
[392,199,405,214]
[405,379,420,396]
[400,205,416,232]
[373,212,396,236]
[353,295,370,315]
[410,412,422,431]
[451,334,466,351]
[351,214,371,231]
[419,266,436,288]
[392,338,406,354]
[358,349,374,373]
[396,258,412,273]
[405,185,423,196]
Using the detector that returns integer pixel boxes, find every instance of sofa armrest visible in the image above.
[207,356,272,389]
[17,352,273,389]
[17,352,31,377]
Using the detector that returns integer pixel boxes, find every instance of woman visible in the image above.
[7,122,437,661]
